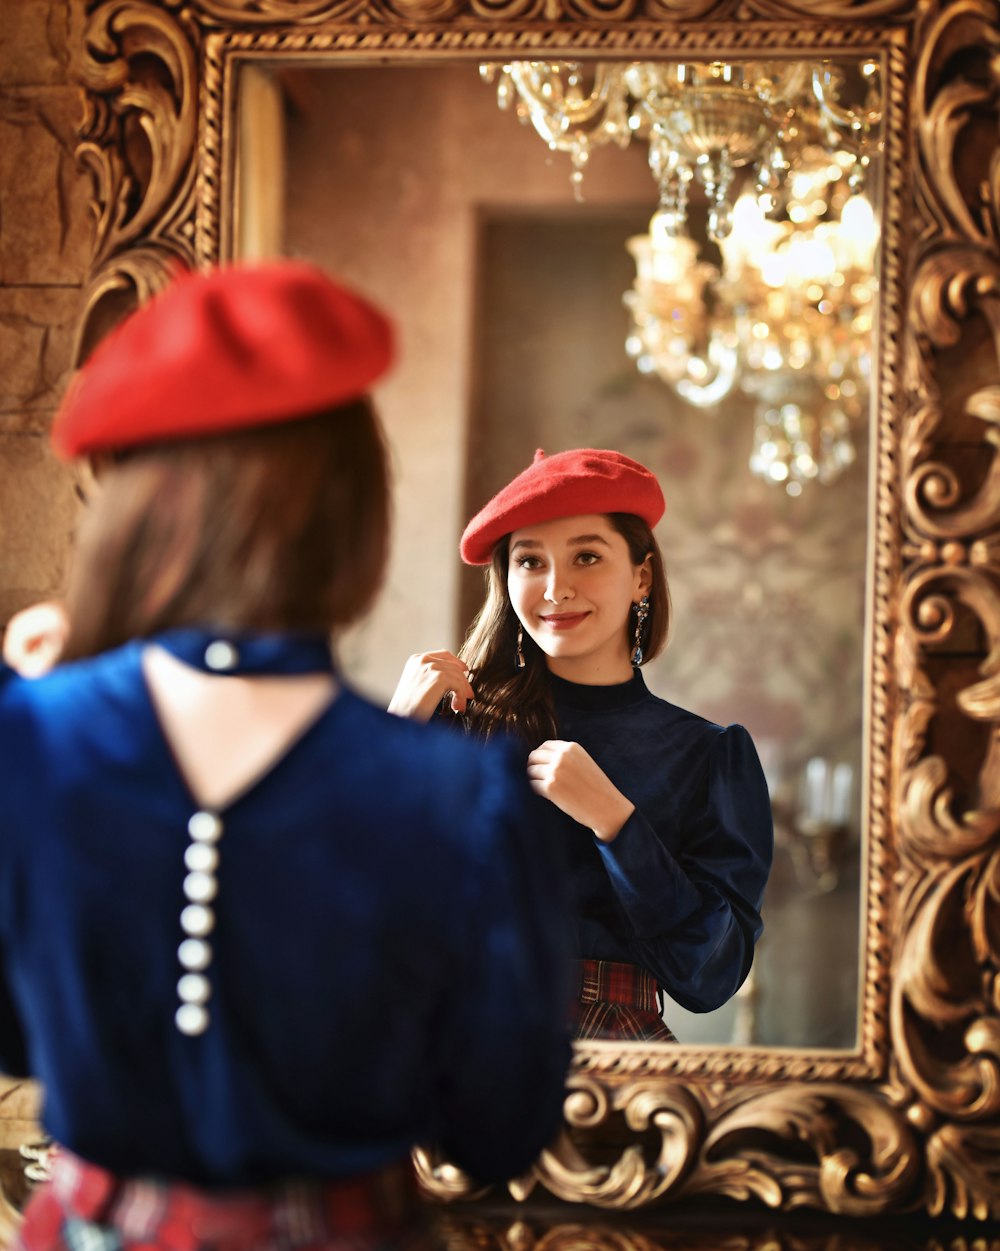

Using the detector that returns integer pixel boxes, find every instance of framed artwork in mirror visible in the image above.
[26,0,1000,1223]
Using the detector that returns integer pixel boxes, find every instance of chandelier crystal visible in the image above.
[482,57,882,493]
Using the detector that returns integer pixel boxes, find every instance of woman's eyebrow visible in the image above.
[511,533,612,553]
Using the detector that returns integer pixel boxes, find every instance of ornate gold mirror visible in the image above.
[34,0,1000,1223]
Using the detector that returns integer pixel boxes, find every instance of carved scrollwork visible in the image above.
[894,0,1000,1218]
[901,3,1000,539]
[189,0,367,21]
[461,0,552,21]
[914,0,1000,247]
[385,0,468,20]
[77,2,198,261]
[185,0,923,21]
[75,1,199,359]
[892,848,1000,1121]
[54,0,1000,1224]
[74,245,188,365]
[926,1118,1000,1221]
[436,1223,1000,1251]
[742,0,914,18]
[903,251,1000,539]
[691,1086,919,1216]
[420,1077,921,1215]
[529,1077,704,1208]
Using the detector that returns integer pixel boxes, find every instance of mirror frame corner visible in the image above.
[64,0,1000,1223]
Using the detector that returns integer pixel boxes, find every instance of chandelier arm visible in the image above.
[811,65,883,141]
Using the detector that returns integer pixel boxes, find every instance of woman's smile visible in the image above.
[538,611,592,630]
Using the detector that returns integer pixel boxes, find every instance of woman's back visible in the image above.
[0,628,571,1186]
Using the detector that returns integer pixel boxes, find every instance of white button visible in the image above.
[178,938,212,970]
[184,872,217,904]
[188,812,223,843]
[175,1003,209,1036]
[184,844,218,873]
[204,641,238,671]
[177,973,211,1004]
[180,904,214,937]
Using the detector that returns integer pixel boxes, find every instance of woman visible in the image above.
[391,448,773,1042]
[0,264,571,1251]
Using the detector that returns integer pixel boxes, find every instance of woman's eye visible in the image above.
[514,556,542,570]
[576,551,600,566]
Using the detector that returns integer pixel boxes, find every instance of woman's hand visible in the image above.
[2,601,69,678]
[527,740,635,843]
[387,650,475,722]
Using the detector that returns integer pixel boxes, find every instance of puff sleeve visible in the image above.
[596,724,773,1012]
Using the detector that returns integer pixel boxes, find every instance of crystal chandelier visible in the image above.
[625,160,878,493]
[481,58,882,493]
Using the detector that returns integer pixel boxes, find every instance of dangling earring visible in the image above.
[631,596,650,666]
[515,624,525,670]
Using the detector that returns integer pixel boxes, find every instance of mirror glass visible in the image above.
[235,56,883,1049]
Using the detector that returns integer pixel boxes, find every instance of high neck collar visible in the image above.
[547,667,648,711]
[151,627,335,676]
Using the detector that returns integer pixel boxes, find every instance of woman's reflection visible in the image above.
[390,447,774,1040]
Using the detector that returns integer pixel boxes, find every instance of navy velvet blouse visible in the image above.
[0,631,572,1187]
[545,669,774,1014]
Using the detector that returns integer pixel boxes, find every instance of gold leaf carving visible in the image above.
[927,1121,1000,1219]
[903,254,1000,538]
[900,756,1000,862]
[967,384,1000,424]
[747,0,913,16]
[533,1078,703,1208]
[74,2,198,356]
[74,246,186,365]
[909,247,1000,353]
[689,1086,919,1216]
[389,0,467,19]
[76,2,198,263]
[412,1147,490,1202]
[190,1,365,20]
[915,0,1000,246]
[891,855,1000,1187]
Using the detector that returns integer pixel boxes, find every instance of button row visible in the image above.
[175,809,224,1036]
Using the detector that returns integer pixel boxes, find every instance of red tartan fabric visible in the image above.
[571,959,677,1043]
[14,1151,437,1251]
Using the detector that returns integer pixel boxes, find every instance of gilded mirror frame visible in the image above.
[52,0,1000,1223]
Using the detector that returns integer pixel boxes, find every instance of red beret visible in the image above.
[52,261,394,459]
[460,448,665,565]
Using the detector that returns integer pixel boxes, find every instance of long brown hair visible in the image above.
[61,399,390,661]
[459,513,670,745]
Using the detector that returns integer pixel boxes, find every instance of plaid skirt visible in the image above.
[571,959,677,1042]
[13,1149,438,1251]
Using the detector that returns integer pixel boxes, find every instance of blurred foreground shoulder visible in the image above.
[348,696,572,1181]
[349,691,537,849]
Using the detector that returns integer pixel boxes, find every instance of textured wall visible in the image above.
[0,0,93,1145]
[0,0,85,631]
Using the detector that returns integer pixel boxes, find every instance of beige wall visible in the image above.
[0,0,85,630]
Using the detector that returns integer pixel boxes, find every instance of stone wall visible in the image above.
[0,0,94,1147]
[1,0,87,629]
